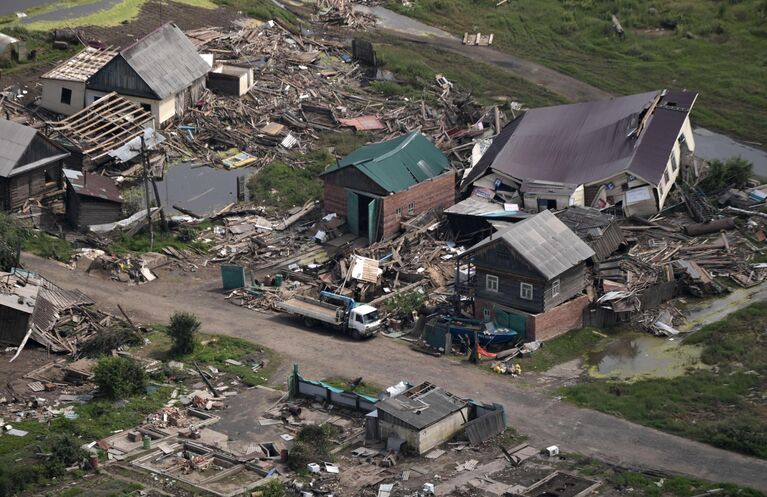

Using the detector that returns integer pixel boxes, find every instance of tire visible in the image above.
[351,329,363,340]
[304,317,317,328]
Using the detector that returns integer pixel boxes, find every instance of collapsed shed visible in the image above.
[556,206,623,261]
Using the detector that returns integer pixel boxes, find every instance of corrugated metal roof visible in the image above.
[470,90,697,188]
[64,169,123,203]
[0,120,37,177]
[323,132,450,193]
[464,210,595,279]
[0,33,19,52]
[119,23,210,99]
[376,383,466,430]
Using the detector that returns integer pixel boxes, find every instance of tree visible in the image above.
[0,213,22,271]
[168,312,201,355]
[698,157,753,193]
[93,357,146,399]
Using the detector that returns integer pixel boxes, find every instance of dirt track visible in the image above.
[21,253,767,492]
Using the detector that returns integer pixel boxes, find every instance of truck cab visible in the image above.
[348,304,381,337]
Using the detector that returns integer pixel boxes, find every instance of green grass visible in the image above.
[518,327,609,372]
[369,35,564,107]
[321,377,383,397]
[12,0,217,31]
[248,132,370,210]
[388,0,767,145]
[608,471,765,497]
[143,329,280,387]
[214,0,298,28]
[0,26,79,74]
[561,301,767,459]
[22,231,74,262]
[107,229,211,255]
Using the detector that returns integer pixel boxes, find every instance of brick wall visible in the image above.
[528,294,590,341]
[380,171,456,240]
[323,182,347,216]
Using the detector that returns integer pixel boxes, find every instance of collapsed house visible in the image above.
[85,23,210,125]
[463,90,698,217]
[64,169,124,229]
[321,132,455,243]
[0,119,70,211]
[0,269,94,352]
[40,46,117,116]
[556,206,624,261]
[455,210,595,341]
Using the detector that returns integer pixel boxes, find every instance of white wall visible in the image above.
[85,89,175,125]
[41,79,86,116]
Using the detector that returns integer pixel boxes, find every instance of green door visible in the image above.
[368,198,380,242]
[494,306,527,338]
[347,190,359,236]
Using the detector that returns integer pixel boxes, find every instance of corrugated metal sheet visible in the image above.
[64,169,123,203]
[464,210,595,280]
[118,23,210,99]
[323,132,449,193]
[0,120,37,177]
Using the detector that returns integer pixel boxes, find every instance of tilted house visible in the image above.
[64,169,124,229]
[0,120,70,211]
[86,23,210,125]
[456,210,595,341]
[463,90,697,217]
[321,132,455,243]
[40,47,117,116]
[375,382,469,455]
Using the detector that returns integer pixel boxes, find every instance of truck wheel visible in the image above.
[304,317,317,328]
[351,329,363,340]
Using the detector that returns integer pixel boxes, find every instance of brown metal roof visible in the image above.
[470,90,697,188]
[64,169,123,203]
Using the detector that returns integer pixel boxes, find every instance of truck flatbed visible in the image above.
[278,296,342,324]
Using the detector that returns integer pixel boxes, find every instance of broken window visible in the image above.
[44,168,56,186]
[520,282,533,300]
[670,152,678,171]
[60,87,72,105]
[552,279,560,297]
[141,103,152,113]
[486,274,499,292]
[664,170,670,184]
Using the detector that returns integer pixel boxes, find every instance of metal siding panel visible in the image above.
[347,190,359,236]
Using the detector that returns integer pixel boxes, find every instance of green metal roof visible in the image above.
[323,132,450,193]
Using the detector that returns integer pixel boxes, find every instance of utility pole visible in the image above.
[141,135,154,251]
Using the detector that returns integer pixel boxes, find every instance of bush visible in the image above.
[93,357,147,399]
[259,479,286,497]
[698,156,753,192]
[80,326,143,358]
[287,424,336,471]
[383,290,426,319]
[168,312,201,355]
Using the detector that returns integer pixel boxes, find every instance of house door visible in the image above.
[347,190,380,242]
[347,190,359,236]
[367,198,380,242]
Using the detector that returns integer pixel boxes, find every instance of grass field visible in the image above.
[561,301,767,459]
[516,327,609,372]
[388,0,767,145]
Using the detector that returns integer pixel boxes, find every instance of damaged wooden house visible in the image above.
[462,90,698,217]
[85,22,211,125]
[455,210,595,341]
[0,119,70,211]
[321,132,455,243]
[40,46,117,116]
[64,169,124,229]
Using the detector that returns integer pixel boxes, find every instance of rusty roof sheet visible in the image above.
[64,169,123,203]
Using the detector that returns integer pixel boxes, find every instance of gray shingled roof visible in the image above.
[0,120,37,177]
[120,23,209,99]
[376,383,467,430]
[464,210,595,279]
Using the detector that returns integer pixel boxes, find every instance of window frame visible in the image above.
[407,201,415,216]
[485,274,499,293]
[395,207,403,218]
[482,307,491,321]
[520,282,533,300]
[60,87,72,105]
[552,279,560,297]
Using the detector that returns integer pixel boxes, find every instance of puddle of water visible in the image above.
[155,163,254,217]
[681,282,767,334]
[694,127,767,179]
[585,334,705,380]
[21,0,121,23]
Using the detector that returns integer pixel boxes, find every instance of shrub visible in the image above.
[0,213,22,271]
[698,156,753,192]
[383,290,426,320]
[93,357,147,399]
[168,312,201,355]
[80,326,143,358]
[259,479,286,497]
[287,424,336,471]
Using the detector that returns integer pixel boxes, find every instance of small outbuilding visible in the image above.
[0,119,69,211]
[64,169,123,229]
[375,382,469,455]
[0,32,20,63]
[556,206,623,261]
[40,46,117,116]
[321,132,455,243]
[86,23,210,125]
[207,63,254,97]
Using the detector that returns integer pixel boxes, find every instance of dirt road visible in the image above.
[21,253,767,491]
